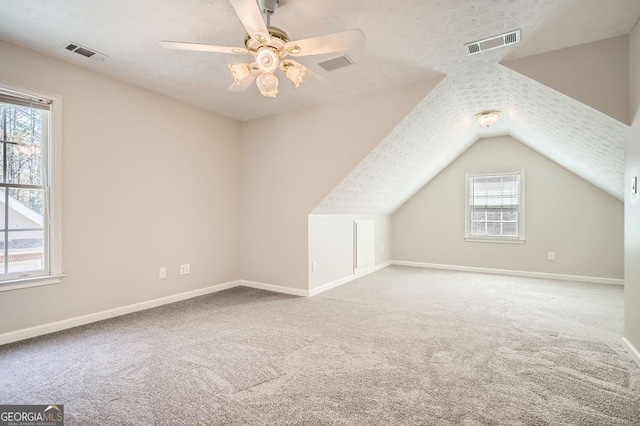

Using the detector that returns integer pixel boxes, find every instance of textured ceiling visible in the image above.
[1,0,639,121]
[313,65,627,214]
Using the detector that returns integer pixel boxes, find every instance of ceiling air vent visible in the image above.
[63,42,107,62]
[319,55,354,72]
[465,29,521,56]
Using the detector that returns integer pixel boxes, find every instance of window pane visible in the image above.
[471,222,485,235]
[7,230,44,273]
[487,210,501,221]
[472,174,520,208]
[7,143,44,185]
[0,144,3,184]
[8,188,44,230]
[503,222,518,236]
[503,208,518,222]
[487,222,501,236]
[0,236,4,273]
[472,208,486,221]
[472,177,487,206]
[3,104,44,145]
[0,191,5,231]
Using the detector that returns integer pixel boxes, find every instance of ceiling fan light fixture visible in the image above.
[256,72,279,98]
[282,62,306,88]
[475,110,501,127]
[161,0,367,99]
[228,62,252,84]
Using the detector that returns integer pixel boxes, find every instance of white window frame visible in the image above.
[465,170,525,244]
[0,81,63,292]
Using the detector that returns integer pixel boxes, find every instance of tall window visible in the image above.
[0,85,61,287]
[465,171,524,242]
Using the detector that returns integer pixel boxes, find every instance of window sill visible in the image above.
[465,237,525,244]
[0,274,66,292]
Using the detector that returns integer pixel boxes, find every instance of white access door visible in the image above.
[354,220,375,273]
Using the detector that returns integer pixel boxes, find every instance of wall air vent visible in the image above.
[319,55,354,72]
[465,29,521,56]
[63,42,108,62]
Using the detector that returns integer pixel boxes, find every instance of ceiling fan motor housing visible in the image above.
[244,26,289,52]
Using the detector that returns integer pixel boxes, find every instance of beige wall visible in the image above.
[503,36,630,124]
[308,214,391,289]
[240,77,441,289]
[0,40,241,334]
[625,23,640,352]
[392,136,624,279]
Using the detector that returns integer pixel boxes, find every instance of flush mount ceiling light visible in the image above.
[159,0,366,99]
[475,110,501,127]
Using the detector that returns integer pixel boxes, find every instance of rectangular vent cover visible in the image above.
[319,55,354,72]
[64,42,107,61]
[465,29,521,56]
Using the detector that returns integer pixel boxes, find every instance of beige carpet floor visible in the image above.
[1,266,639,425]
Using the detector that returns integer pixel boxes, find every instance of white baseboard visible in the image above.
[391,260,624,286]
[0,280,240,346]
[0,261,399,346]
[309,261,392,297]
[240,280,309,297]
[308,275,354,297]
[622,337,640,367]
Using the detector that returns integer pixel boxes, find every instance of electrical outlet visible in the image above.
[548,251,555,261]
[159,267,167,279]
[180,264,190,275]
[311,261,317,272]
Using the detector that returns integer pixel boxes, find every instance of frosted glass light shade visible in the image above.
[228,63,251,84]
[283,63,306,88]
[256,73,279,98]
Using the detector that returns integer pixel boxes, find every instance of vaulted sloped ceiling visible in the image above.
[313,64,627,215]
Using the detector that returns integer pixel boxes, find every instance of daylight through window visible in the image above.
[0,88,54,282]
[466,171,524,242]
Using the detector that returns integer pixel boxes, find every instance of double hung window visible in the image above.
[0,85,61,288]
[465,171,524,242]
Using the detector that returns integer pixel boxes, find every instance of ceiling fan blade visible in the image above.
[228,0,271,45]
[228,70,259,91]
[159,41,248,55]
[285,29,365,57]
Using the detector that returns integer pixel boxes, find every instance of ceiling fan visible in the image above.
[160,0,366,99]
